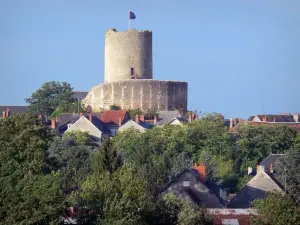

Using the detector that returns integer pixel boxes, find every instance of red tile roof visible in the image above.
[100,110,129,126]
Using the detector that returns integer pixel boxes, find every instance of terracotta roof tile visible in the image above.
[100,110,129,126]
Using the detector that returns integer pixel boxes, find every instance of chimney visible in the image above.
[154,115,157,125]
[257,165,265,173]
[230,118,233,129]
[263,116,268,122]
[248,167,253,175]
[140,114,145,123]
[118,117,122,127]
[6,108,10,117]
[135,114,140,124]
[192,113,195,121]
[188,114,192,123]
[193,163,206,182]
[51,118,56,129]
[2,111,6,118]
[269,164,273,173]
[233,118,238,125]
[293,113,299,122]
[89,114,92,122]
[80,113,83,117]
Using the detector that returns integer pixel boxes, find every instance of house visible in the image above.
[229,113,300,133]
[118,115,153,133]
[168,117,189,126]
[228,165,284,208]
[51,113,111,142]
[100,110,130,136]
[162,164,223,208]
[1,106,28,118]
[250,113,299,123]
[207,208,257,225]
[65,115,111,141]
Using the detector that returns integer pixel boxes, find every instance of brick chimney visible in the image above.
[154,115,157,125]
[248,167,253,175]
[140,114,145,123]
[230,118,233,129]
[192,113,195,121]
[233,118,238,126]
[2,111,6,118]
[135,114,140,124]
[293,113,299,122]
[6,108,10,117]
[118,117,122,127]
[80,113,83,117]
[188,114,192,123]
[269,164,273,173]
[193,163,206,182]
[89,114,92,122]
[257,165,265,173]
[262,116,268,122]
[51,118,56,129]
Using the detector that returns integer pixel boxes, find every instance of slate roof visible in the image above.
[0,106,28,115]
[156,111,182,126]
[228,170,284,208]
[100,110,130,126]
[56,113,110,134]
[251,114,298,123]
[163,169,223,208]
[118,119,147,133]
[259,154,285,170]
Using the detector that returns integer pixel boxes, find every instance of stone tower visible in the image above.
[105,28,153,82]
[82,28,188,112]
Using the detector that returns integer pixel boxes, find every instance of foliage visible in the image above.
[64,130,93,146]
[252,192,300,225]
[0,113,65,225]
[276,151,300,202]
[81,164,154,225]
[92,139,122,175]
[237,124,296,171]
[51,100,85,118]
[162,194,212,225]
[129,108,143,120]
[26,81,75,117]
[109,104,121,110]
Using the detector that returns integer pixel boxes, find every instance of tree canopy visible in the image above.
[26,81,75,117]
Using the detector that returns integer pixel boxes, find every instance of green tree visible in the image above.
[276,151,300,202]
[109,104,121,110]
[252,192,300,225]
[64,130,93,146]
[0,113,65,225]
[237,124,296,173]
[26,81,75,117]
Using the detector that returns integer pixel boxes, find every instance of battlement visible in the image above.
[107,28,152,34]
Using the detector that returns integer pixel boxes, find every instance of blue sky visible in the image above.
[0,0,299,118]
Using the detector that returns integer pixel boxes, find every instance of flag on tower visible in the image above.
[129,11,136,20]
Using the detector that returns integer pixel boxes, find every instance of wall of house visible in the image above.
[105,28,153,82]
[170,119,183,126]
[251,116,261,122]
[65,117,103,141]
[82,79,188,112]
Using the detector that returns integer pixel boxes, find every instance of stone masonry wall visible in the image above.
[104,28,153,82]
[82,80,188,112]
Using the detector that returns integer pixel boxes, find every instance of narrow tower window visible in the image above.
[131,67,134,79]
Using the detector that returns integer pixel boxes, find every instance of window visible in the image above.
[131,67,134,78]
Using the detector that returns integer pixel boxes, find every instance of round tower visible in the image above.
[104,28,153,82]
